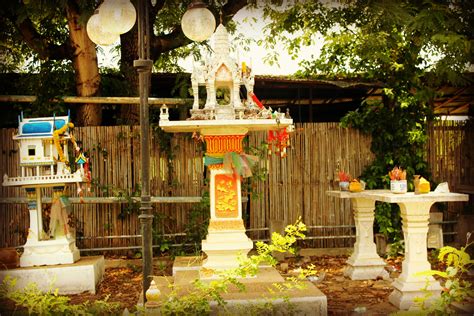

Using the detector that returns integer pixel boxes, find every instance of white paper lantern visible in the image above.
[99,0,137,35]
[181,1,216,42]
[86,10,120,46]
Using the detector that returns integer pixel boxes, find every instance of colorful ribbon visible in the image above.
[204,152,258,178]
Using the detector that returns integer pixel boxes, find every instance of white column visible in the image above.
[25,188,39,242]
[201,168,253,273]
[36,188,43,239]
[389,201,442,310]
[344,197,388,280]
[191,78,200,110]
[233,81,242,109]
[206,81,216,109]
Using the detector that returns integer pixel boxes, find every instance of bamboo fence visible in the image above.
[0,120,471,251]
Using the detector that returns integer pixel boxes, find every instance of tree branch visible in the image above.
[221,0,249,24]
[11,3,72,60]
[150,27,190,59]
[149,0,248,59]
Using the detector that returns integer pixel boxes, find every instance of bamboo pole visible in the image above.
[0,95,191,106]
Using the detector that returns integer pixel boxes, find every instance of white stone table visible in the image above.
[327,190,389,281]
[329,190,469,310]
[360,190,468,310]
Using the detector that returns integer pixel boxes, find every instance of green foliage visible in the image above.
[374,202,402,243]
[0,276,121,315]
[89,177,141,218]
[396,238,474,315]
[182,191,210,252]
[15,60,75,119]
[258,0,473,242]
[242,140,271,200]
[160,218,316,315]
[387,239,405,258]
[0,1,70,72]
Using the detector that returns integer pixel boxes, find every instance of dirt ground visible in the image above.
[0,254,445,315]
[2,254,405,315]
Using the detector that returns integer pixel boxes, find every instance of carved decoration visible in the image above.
[214,174,238,218]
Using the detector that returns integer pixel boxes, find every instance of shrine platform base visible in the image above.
[146,256,327,315]
[0,256,104,294]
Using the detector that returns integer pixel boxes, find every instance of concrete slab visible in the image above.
[149,259,327,315]
[172,256,203,276]
[0,256,104,294]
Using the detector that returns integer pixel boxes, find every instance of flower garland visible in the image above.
[267,128,290,158]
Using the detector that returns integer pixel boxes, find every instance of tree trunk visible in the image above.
[66,2,101,126]
[120,27,140,125]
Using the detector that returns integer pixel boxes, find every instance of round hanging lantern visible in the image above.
[99,0,136,35]
[181,1,216,42]
[86,10,120,46]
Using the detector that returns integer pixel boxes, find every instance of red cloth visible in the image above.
[249,92,264,109]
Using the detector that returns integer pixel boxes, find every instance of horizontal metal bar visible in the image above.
[78,235,357,252]
[0,196,202,204]
[431,221,458,225]
[246,227,269,232]
[77,229,266,240]
[0,196,248,204]
[79,243,199,252]
[77,234,142,240]
[307,225,355,229]
[301,235,355,240]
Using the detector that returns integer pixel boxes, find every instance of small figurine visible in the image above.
[48,187,72,239]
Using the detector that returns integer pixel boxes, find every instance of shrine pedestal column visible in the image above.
[201,131,253,271]
[20,186,80,267]
[344,197,388,280]
[389,201,442,310]
[23,188,42,244]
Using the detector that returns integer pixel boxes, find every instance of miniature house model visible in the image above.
[3,113,85,267]
[3,113,83,186]
[188,24,259,121]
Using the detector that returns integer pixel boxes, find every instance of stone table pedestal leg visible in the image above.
[344,198,388,280]
[389,201,442,310]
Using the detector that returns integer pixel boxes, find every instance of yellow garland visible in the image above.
[53,122,74,163]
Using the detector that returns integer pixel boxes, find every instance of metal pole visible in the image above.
[133,0,153,302]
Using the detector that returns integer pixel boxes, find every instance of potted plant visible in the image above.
[389,166,407,193]
[338,171,351,191]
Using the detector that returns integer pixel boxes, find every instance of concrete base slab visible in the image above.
[344,263,389,280]
[389,278,442,310]
[0,256,104,294]
[389,288,440,310]
[172,256,273,277]
[20,237,80,267]
[148,258,327,315]
[172,256,203,276]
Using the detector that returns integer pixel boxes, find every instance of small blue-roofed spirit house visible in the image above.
[4,112,83,185]
[2,112,85,267]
